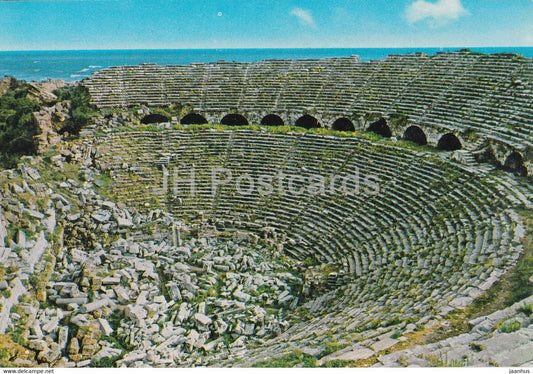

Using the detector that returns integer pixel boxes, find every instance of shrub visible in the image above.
[253,350,317,368]
[507,255,533,304]
[0,86,41,167]
[497,320,522,334]
[54,85,99,136]
[391,329,403,339]
[426,353,469,367]
[518,303,533,317]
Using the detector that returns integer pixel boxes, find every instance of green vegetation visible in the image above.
[506,215,533,303]
[317,340,350,359]
[91,310,134,367]
[93,172,114,200]
[1,289,11,299]
[302,255,320,266]
[0,264,6,282]
[518,303,533,317]
[426,353,470,367]
[496,320,522,334]
[430,208,533,345]
[0,81,100,169]
[0,333,29,368]
[53,85,99,136]
[253,350,317,368]
[391,329,403,339]
[388,113,408,128]
[473,209,533,308]
[0,86,41,168]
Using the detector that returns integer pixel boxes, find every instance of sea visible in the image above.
[1,47,532,83]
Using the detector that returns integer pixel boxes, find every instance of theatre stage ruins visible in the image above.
[0,50,533,367]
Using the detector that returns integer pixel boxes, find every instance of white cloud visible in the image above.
[290,7,315,27]
[406,0,469,25]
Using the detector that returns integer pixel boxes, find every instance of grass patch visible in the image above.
[253,350,317,368]
[0,333,32,367]
[317,340,350,359]
[517,303,533,317]
[468,208,533,311]
[91,311,134,368]
[107,121,442,156]
[426,353,470,367]
[321,355,379,368]
[391,329,403,339]
[496,320,522,334]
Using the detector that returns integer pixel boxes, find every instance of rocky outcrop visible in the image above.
[26,80,69,105]
[27,83,57,105]
[32,101,70,153]
[0,76,18,96]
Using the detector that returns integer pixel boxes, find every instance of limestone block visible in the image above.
[194,312,212,327]
[449,296,474,309]
[371,337,399,352]
[234,290,251,302]
[177,303,190,323]
[80,298,108,313]
[98,318,114,336]
[27,339,48,351]
[58,326,69,351]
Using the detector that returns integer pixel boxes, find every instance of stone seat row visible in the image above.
[91,131,522,310]
[84,51,533,151]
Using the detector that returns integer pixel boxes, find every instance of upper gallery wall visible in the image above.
[83,50,533,154]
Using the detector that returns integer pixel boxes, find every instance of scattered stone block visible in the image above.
[27,339,48,351]
[80,298,109,313]
[234,290,251,302]
[371,338,399,352]
[194,312,212,327]
[449,296,474,309]
[97,318,114,336]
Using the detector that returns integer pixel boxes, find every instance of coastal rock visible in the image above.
[0,76,18,96]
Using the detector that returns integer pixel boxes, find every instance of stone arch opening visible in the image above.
[221,114,249,126]
[295,115,321,129]
[141,113,170,124]
[367,118,391,138]
[504,152,528,177]
[403,125,427,146]
[332,118,355,132]
[181,113,208,125]
[437,133,462,151]
[261,114,284,127]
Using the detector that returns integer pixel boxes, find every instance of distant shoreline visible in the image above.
[2,46,533,52]
[2,47,533,83]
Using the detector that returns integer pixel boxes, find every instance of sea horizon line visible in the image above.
[1,46,533,53]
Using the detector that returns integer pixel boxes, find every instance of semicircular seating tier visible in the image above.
[89,129,527,362]
[83,51,533,152]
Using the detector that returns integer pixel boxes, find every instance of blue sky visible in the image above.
[0,0,532,50]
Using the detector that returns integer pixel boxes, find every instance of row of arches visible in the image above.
[142,112,338,129]
[142,112,460,150]
[365,118,462,151]
[147,112,358,132]
[140,113,528,175]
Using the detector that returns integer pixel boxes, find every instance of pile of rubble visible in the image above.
[43,235,304,368]
[0,154,305,367]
